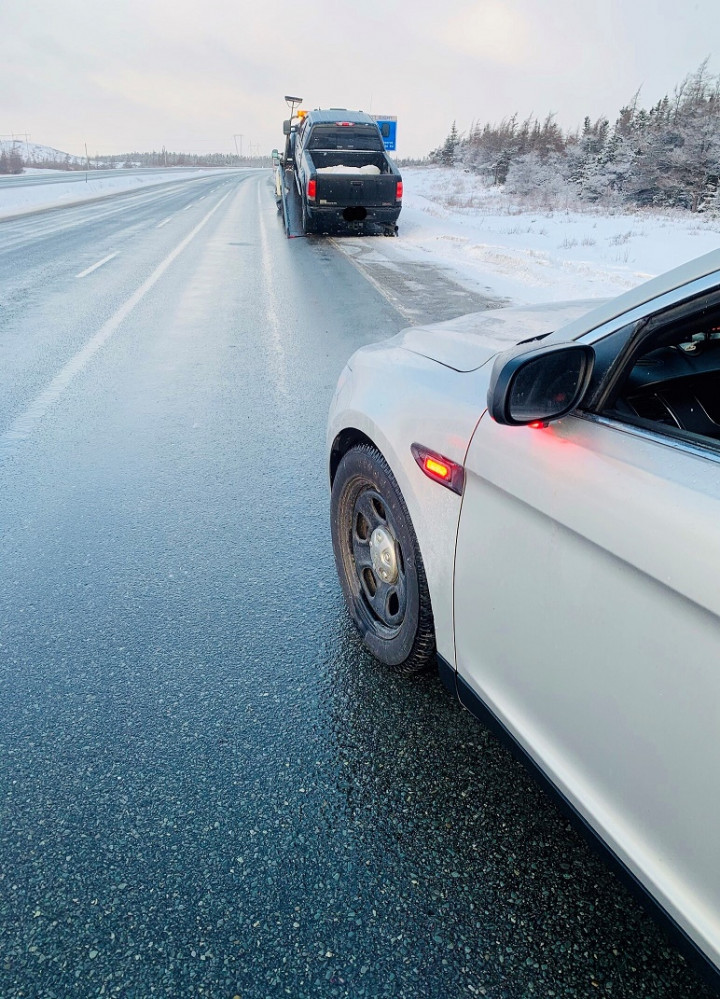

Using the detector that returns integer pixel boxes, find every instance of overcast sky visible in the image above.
[1,0,719,159]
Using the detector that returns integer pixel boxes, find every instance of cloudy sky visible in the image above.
[1,0,718,159]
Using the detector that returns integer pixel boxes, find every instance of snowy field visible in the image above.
[0,168,240,219]
[394,167,720,305]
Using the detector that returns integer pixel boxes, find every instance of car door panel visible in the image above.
[454,412,720,964]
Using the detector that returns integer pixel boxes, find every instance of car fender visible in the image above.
[328,345,490,666]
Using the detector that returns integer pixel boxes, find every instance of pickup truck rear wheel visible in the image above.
[331,445,435,674]
[301,201,314,235]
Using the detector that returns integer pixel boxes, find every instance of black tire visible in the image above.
[301,200,314,235]
[330,445,435,673]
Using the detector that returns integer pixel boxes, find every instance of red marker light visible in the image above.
[411,443,464,494]
[307,179,316,200]
[528,420,547,429]
[396,181,403,200]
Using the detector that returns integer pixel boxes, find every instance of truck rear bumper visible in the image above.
[307,204,401,230]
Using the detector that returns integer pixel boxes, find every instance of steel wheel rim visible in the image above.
[349,485,408,636]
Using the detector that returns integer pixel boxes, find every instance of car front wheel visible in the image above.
[330,445,435,673]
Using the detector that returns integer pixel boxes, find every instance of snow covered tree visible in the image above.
[428,61,720,212]
[2,146,24,174]
[621,62,720,209]
[440,121,460,166]
[504,150,570,207]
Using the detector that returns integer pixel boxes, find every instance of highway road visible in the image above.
[0,172,714,998]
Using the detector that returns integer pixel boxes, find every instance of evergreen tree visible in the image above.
[439,61,720,212]
[441,121,459,166]
[7,146,23,174]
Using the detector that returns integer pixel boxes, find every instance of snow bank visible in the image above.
[316,165,381,175]
[394,167,720,304]
[0,169,242,220]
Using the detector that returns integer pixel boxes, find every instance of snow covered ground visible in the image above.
[392,167,720,305]
[0,168,239,219]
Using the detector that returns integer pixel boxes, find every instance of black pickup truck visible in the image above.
[286,109,402,235]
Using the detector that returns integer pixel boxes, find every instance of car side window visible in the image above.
[600,293,720,448]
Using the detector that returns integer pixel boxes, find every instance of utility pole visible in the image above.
[233,134,243,160]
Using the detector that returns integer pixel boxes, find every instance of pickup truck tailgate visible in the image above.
[318,173,397,206]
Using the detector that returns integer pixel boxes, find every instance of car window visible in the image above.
[307,126,385,151]
[601,293,720,449]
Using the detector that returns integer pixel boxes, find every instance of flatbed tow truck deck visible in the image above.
[277,163,305,239]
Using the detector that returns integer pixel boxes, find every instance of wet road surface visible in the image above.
[0,172,716,997]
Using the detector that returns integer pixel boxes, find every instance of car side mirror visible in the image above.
[487,342,595,426]
[283,120,291,136]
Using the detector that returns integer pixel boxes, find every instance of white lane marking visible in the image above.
[183,202,195,211]
[75,252,118,279]
[156,216,174,228]
[1,193,229,452]
[256,180,290,402]
[327,238,419,324]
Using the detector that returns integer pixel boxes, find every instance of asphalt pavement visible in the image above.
[0,172,715,998]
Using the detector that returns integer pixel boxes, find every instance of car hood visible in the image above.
[391,300,607,372]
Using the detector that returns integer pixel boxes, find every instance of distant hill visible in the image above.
[0,139,85,171]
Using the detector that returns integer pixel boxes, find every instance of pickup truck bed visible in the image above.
[308,150,397,213]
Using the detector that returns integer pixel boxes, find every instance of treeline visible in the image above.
[0,148,24,174]
[114,150,247,168]
[433,62,720,212]
[1,148,268,173]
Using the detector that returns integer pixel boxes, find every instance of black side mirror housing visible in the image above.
[487,342,595,426]
[282,120,292,136]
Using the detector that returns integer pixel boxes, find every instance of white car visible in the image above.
[328,249,720,983]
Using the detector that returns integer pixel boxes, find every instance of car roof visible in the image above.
[554,248,720,342]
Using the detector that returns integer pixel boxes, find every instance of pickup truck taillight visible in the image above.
[396,181,403,201]
[307,179,317,200]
